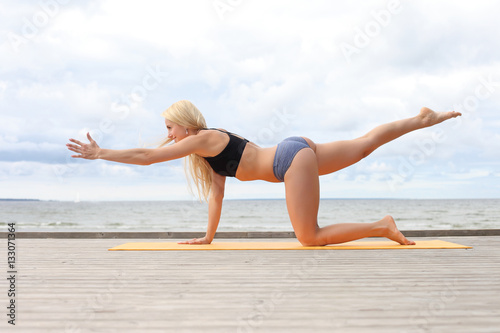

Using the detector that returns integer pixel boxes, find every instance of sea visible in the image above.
[1,199,499,232]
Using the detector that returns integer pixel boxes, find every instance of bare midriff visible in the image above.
[235,142,280,182]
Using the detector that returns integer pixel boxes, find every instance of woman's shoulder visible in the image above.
[201,128,228,133]
[194,128,231,157]
[198,128,231,140]
[196,128,230,143]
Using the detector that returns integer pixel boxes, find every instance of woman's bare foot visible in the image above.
[418,107,461,128]
[376,215,416,245]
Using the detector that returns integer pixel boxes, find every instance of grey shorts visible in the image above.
[273,136,311,182]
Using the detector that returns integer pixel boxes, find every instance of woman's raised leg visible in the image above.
[315,107,461,175]
[284,148,415,246]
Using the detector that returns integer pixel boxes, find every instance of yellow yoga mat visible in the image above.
[108,240,471,251]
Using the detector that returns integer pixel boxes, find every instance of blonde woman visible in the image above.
[67,100,461,246]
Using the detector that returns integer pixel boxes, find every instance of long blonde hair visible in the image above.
[160,100,212,202]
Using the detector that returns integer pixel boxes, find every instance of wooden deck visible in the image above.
[2,236,500,332]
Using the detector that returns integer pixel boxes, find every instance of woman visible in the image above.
[67,100,461,246]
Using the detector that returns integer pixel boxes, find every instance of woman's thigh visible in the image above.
[284,148,320,245]
[315,137,372,175]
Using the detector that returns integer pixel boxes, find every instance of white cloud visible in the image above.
[443,169,493,180]
[1,0,499,200]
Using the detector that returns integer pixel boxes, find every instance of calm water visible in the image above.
[1,199,499,232]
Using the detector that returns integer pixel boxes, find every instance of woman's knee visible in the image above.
[294,225,322,246]
[296,232,322,246]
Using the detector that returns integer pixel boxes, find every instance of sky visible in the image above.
[1,0,499,201]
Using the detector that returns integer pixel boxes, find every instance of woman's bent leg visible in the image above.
[283,148,321,246]
[284,149,415,246]
[316,107,461,175]
[314,215,415,245]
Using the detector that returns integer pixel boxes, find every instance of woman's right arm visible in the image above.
[67,132,207,165]
[67,133,154,165]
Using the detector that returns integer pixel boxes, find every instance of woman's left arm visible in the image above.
[179,172,226,245]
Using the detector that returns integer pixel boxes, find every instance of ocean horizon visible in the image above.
[1,198,499,233]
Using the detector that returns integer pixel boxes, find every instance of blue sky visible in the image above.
[1,0,499,201]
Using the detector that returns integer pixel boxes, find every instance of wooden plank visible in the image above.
[1,237,499,332]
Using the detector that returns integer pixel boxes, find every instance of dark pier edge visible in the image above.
[1,229,500,239]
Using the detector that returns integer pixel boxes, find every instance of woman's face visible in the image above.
[165,119,186,143]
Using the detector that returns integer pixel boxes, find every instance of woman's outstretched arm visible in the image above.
[67,132,206,165]
[179,172,226,245]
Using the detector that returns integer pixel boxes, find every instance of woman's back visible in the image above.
[197,129,279,182]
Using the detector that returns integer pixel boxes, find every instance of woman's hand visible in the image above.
[66,133,100,160]
[178,236,212,245]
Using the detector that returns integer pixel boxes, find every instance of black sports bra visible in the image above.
[201,128,249,177]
